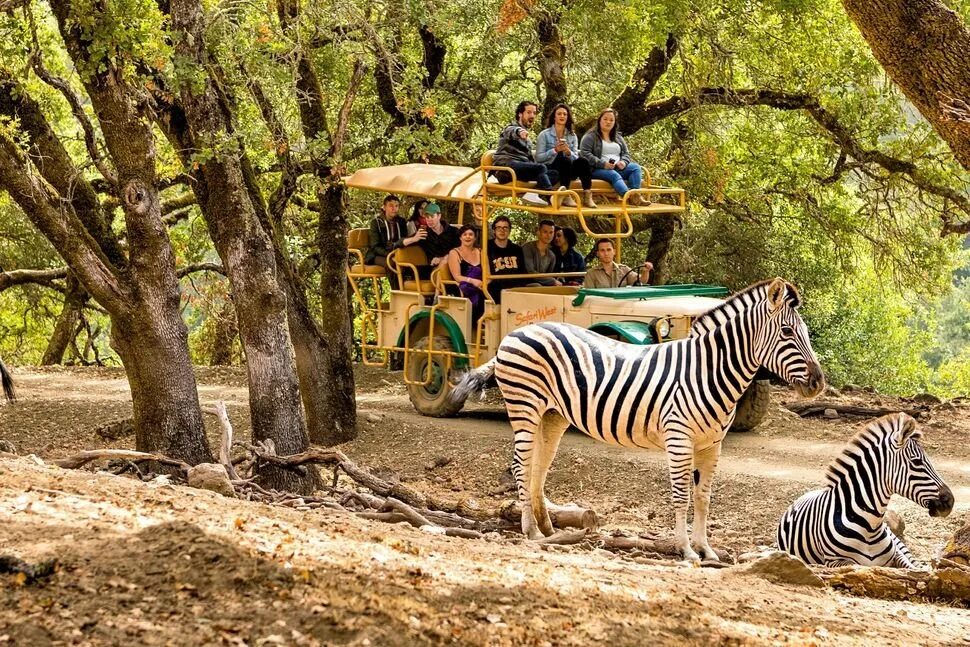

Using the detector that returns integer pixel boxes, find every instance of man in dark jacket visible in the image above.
[492,101,558,200]
[366,194,406,268]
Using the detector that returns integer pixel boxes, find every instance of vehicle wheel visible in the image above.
[730,379,771,432]
[407,335,464,417]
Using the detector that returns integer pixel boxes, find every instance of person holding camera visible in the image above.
[584,238,652,288]
[579,108,650,206]
[536,103,597,209]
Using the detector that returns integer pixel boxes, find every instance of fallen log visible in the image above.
[816,565,970,604]
[785,401,926,419]
[53,450,190,472]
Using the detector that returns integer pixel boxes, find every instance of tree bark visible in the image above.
[275,0,357,443]
[41,274,88,365]
[168,0,317,493]
[840,0,970,171]
[316,182,357,441]
[536,8,568,122]
[208,298,238,366]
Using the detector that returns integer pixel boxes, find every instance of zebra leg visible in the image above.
[509,407,544,540]
[690,442,722,561]
[530,411,570,537]
[664,433,699,562]
[887,527,919,569]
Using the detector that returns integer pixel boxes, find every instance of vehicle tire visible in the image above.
[407,335,464,417]
[730,379,771,432]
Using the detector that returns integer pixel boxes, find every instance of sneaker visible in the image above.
[558,186,577,207]
[521,192,547,206]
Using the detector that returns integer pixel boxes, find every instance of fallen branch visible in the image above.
[816,565,970,605]
[785,401,926,419]
[599,534,733,562]
[204,401,239,479]
[53,450,190,472]
[0,555,58,583]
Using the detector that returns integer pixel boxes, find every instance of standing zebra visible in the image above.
[0,357,13,403]
[449,278,825,561]
[777,413,953,568]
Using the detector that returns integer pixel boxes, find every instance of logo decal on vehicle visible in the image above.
[514,306,559,327]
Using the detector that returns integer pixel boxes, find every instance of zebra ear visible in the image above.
[890,414,920,449]
[766,278,787,312]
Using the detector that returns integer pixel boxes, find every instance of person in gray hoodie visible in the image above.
[579,108,650,206]
[492,101,558,200]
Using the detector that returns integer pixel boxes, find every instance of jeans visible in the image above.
[548,154,592,190]
[591,162,642,196]
[500,162,558,191]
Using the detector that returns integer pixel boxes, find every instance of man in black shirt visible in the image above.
[485,215,525,303]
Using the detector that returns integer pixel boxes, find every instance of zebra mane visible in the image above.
[823,414,920,488]
[690,279,801,335]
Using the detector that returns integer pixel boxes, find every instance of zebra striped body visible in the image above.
[777,413,953,568]
[450,278,825,560]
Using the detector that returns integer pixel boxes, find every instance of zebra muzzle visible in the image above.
[927,486,954,518]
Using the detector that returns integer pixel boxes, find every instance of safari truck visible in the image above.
[345,155,770,430]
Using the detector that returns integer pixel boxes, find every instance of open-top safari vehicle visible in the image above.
[345,153,771,430]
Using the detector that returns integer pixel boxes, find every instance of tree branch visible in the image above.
[624,87,970,235]
[176,262,225,278]
[580,33,678,134]
[419,24,446,89]
[26,3,117,186]
[329,57,367,162]
[0,267,68,293]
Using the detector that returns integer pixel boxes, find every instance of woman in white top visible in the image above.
[579,108,650,206]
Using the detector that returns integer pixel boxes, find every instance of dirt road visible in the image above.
[1,366,969,645]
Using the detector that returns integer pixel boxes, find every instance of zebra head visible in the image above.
[757,278,825,398]
[884,413,954,518]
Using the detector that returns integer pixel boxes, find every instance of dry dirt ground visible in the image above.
[1,364,969,646]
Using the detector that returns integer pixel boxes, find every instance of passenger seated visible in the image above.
[416,203,459,272]
[553,226,586,285]
[521,219,560,286]
[401,199,429,245]
[584,238,652,288]
[447,225,485,325]
[580,108,650,205]
[365,194,407,270]
[486,215,525,303]
[492,101,558,204]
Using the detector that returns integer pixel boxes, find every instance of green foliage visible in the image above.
[0,0,966,399]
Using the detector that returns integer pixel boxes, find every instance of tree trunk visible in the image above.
[112,309,212,464]
[41,274,88,365]
[208,298,238,366]
[317,182,357,438]
[168,0,318,494]
[839,0,970,170]
[645,215,677,285]
[536,10,568,122]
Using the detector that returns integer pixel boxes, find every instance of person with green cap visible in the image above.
[416,202,459,270]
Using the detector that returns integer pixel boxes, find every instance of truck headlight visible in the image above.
[655,318,671,339]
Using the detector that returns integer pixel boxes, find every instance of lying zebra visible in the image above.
[449,278,825,561]
[0,357,13,402]
[777,413,953,568]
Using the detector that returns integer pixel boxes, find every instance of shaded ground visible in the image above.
[1,365,969,645]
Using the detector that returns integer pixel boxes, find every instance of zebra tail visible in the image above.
[447,357,497,408]
[0,359,14,402]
